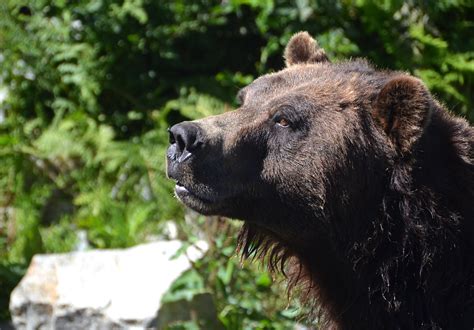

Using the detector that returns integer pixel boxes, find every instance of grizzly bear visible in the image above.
[167,32,474,329]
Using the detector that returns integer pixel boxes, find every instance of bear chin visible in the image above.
[174,182,229,216]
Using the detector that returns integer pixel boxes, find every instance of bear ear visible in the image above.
[284,31,329,67]
[372,75,434,155]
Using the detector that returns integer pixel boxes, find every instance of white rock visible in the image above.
[10,240,208,329]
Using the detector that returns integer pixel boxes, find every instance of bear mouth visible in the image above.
[175,181,213,204]
[174,181,223,215]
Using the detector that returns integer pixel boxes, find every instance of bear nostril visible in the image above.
[176,132,186,154]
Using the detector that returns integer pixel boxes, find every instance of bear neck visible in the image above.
[319,107,472,328]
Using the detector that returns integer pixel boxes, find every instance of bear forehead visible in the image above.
[241,60,388,110]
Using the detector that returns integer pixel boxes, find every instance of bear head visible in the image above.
[166,31,434,246]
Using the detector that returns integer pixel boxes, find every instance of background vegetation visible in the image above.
[0,0,473,327]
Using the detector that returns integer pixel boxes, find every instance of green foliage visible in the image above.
[0,263,24,320]
[0,0,472,325]
[164,217,309,330]
[40,217,78,253]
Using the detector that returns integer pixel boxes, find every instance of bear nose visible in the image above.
[168,122,204,156]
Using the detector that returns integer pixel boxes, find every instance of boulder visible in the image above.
[10,240,208,329]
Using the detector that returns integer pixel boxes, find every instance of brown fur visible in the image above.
[374,76,433,154]
[284,31,329,66]
[167,32,474,329]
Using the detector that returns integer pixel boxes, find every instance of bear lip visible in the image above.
[173,181,236,216]
[175,182,189,194]
[174,182,213,204]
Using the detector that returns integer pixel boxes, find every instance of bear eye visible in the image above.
[275,117,290,127]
